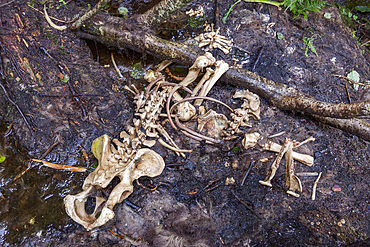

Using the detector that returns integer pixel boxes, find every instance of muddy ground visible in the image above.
[0,0,369,246]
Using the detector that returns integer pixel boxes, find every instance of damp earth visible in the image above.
[0,0,369,246]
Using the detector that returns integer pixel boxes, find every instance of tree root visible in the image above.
[77,13,370,140]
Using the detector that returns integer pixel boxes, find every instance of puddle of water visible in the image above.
[0,122,84,245]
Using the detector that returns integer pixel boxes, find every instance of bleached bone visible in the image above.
[261,140,314,166]
[64,135,165,231]
[285,142,302,197]
[194,60,229,106]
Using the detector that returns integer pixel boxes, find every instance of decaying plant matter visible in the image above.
[259,137,315,197]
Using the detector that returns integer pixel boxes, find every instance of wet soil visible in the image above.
[0,0,369,246]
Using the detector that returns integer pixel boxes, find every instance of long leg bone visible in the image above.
[259,138,290,187]
[285,142,303,197]
[194,60,229,106]
[261,140,314,166]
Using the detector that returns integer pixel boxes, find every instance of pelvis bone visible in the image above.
[64,134,165,231]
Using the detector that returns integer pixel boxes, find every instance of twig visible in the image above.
[252,47,264,72]
[312,172,322,201]
[296,172,319,176]
[40,142,59,160]
[71,0,110,30]
[0,81,33,133]
[268,131,285,138]
[241,161,254,186]
[27,4,74,23]
[334,74,369,87]
[231,190,261,218]
[32,158,87,172]
[0,0,14,8]
[111,53,123,78]
[43,5,67,31]
[344,81,352,104]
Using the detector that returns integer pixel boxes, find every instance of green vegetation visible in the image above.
[302,33,318,57]
[0,154,5,163]
[118,6,129,18]
[223,0,327,23]
[130,62,145,79]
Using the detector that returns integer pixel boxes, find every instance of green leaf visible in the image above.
[118,7,129,18]
[347,70,360,91]
[0,154,5,163]
[60,74,69,83]
[355,6,370,13]
[231,147,241,152]
[130,62,144,79]
[276,32,284,40]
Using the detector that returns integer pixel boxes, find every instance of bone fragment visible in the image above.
[312,172,322,201]
[261,140,314,166]
[158,138,192,153]
[242,132,261,150]
[259,138,290,187]
[64,135,165,231]
[285,141,302,197]
[194,60,229,106]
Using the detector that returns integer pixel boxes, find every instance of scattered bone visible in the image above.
[197,110,228,139]
[261,140,314,166]
[242,132,261,150]
[259,138,290,187]
[225,177,236,185]
[312,172,322,201]
[158,138,192,153]
[194,60,229,106]
[64,135,165,230]
[285,142,303,197]
[195,25,233,54]
[259,137,315,198]
[186,6,204,17]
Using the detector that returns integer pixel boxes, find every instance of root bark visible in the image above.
[76,13,370,140]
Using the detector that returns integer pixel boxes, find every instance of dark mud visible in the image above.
[0,0,369,246]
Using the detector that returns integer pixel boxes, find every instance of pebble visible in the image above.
[333,184,341,192]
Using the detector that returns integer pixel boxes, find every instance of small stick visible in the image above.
[252,47,264,72]
[39,142,59,160]
[268,131,285,138]
[111,53,123,78]
[32,159,87,172]
[231,190,261,219]
[71,0,110,30]
[312,172,322,201]
[241,161,254,186]
[0,81,33,133]
[334,74,369,87]
[0,0,14,8]
[43,5,67,31]
[296,172,319,177]
[344,81,352,104]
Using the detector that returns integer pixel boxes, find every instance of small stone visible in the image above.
[333,184,341,192]
[337,222,342,227]
[340,219,345,225]
[231,160,238,169]
[225,177,235,185]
